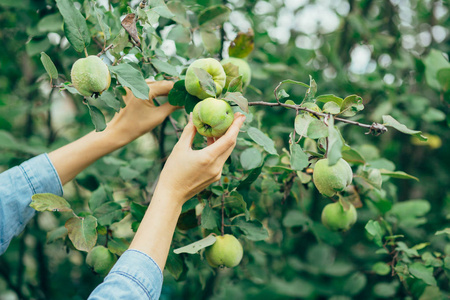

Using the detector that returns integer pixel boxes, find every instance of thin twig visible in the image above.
[97,44,115,57]
[246,101,388,134]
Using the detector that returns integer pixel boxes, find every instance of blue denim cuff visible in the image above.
[19,153,63,196]
[88,249,163,299]
[0,153,63,255]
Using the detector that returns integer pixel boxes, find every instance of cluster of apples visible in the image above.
[185,57,251,137]
[313,158,357,231]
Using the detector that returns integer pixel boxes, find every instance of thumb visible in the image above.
[178,113,196,149]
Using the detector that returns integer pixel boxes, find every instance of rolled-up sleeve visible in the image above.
[88,249,163,300]
[0,153,63,255]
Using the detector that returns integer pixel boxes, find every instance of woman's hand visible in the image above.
[129,112,246,270]
[154,112,246,207]
[108,80,178,142]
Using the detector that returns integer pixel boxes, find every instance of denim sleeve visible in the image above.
[88,249,163,300]
[0,153,63,255]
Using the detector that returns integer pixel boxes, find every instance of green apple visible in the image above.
[205,234,243,268]
[185,58,226,99]
[221,57,251,88]
[321,201,357,231]
[193,98,234,137]
[313,158,353,197]
[86,245,117,276]
[71,55,111,98]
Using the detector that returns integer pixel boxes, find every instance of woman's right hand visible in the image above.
[155,112,246,206]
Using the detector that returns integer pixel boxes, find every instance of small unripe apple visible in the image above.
[71,56,111,97]
[86,245,117,276]
[321,201,357,231]
[313,158,353,197]
[193,98,234,137]
[185,58,226,99]
[221,57,251,88]
[205,234,243,268]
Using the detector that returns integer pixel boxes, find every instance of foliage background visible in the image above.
[0,0,449,299]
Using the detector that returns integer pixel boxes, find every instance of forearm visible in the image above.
[129,188,183,270]
[48,123,131,185]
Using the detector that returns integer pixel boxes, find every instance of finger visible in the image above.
[155,102,179,116]
[178,113,197,148]
[147,80,174,98]
[205,113,245,155]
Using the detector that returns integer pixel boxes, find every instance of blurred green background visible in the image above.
[0,0,449,299]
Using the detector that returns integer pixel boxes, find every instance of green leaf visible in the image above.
[99,90,121,112]
[269,278,314,298]
[379,169,418,181]
[46,226,68,244]
[356,168,382,190]
[119,166,141,181]
[225,191,249,219]
[372,262,391,276]
[108,238,130,256]
[65,215,97,252]
[192,67,216,97]
[307,119,328,139]
[282,210,310,227]
[37,13,63,33]
[323,101,341,114]
[237,166,262,190]
[342,272,367,295]
[198,5,231,27]
[373,281,399,298]
[30,193,72,212]
[87,103,107,132]
[342,148,365,165]
[166,249,186,280]
[247,127,278,155]
[168,80,188,106]
[223,92,248,113]
[327,116,343,165]
[423,49,450,90]
[382,115,427,141]
[110,29,129,59]
[201,204,218,230]
[173,234,216,254]
[92,4,111,40]
[294,114,313,137]
[289,143,309,171]
[315,94,343,106]
[390,199,430,228]
[200,28,221,54]
[227,76,243,93]
[437,68,450,91]
[228,29,254,58]
[151,59,179,76]
[130,202,147,222]
[435,228,450,235]
[365,220,384,247]
[40,52,58,80]
[89,185,112,212]
[396,241,419,257]
[166,1,190,27]
[150,0,175,18]
[93,202,123,226]
[240,147,262,170]
[409,262,437,286]
[340,95,364,117]
[232,217,269,241]
[109,64,150,100]
[56,0,90,52]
